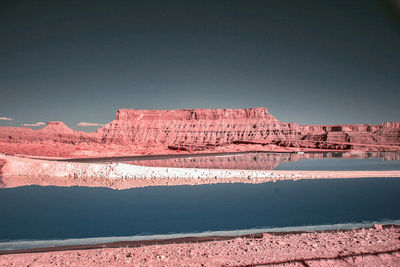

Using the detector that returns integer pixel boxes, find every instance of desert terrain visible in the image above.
[1,108,400,266]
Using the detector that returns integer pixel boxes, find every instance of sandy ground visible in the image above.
[1,226,399,266]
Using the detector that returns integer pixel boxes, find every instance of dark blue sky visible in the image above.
[0,0,399,129]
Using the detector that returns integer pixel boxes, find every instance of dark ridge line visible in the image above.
[1,225,398,256]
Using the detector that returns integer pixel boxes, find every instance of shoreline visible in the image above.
[1,225,399,266]
[1,221,400,254]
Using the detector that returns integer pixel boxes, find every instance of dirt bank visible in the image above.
[1,226,399,266]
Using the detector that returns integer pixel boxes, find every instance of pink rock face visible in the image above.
[115,107,275,120]
[299,123,400,149]
[99,108,400,150]
[99,108,292,146]
[0,107,399,154]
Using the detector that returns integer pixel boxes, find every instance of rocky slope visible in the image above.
[0,108,399,152]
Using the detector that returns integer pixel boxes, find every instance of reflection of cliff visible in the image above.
[2,151,399,189]
[1,108,399,152]
[121,152,400,170]
[124,153,287,170]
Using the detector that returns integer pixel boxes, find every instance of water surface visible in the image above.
[1,178,400,250]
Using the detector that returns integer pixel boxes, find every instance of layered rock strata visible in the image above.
[99,108,300,147]
[0,108,399,152]
[99,108,400,150]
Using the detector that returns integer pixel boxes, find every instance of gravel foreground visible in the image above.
[1,226,400,266]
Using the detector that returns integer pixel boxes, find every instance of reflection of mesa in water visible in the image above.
[120,151,400,170]
[1,152,400,190]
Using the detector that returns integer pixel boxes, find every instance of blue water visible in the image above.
[274,158,400,171]
[1,178,400,244]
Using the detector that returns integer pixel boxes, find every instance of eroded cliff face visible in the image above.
[99,108,400,150]
[98,108,302,148]
[0,108,399,152]
[298,123,400,149]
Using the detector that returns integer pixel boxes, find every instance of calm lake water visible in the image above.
[1,178,400,250]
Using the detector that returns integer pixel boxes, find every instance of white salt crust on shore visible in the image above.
[2,154,276,179]
[1,155,400,183]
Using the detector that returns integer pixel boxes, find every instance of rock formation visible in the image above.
[0,107,399,152]
[98,108,300,147]
[0,121,98,144]
[98,108,400,150]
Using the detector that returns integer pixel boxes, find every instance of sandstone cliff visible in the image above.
[0,108,399,152]
[98,108,400,150]
[98,108,301,148]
